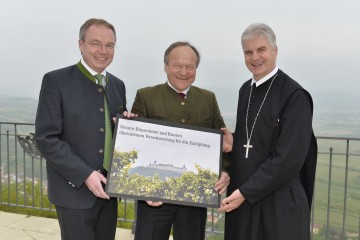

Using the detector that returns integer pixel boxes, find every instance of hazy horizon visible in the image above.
[1,93,359,138]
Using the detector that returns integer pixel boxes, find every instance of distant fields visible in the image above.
[313,138,360,235]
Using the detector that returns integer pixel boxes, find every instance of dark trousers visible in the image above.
[134,200,207,240]
[56,197,117,240]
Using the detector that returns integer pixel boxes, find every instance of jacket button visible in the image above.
[99,149,104,154]
[100,128,105,132]
[99,107,104,112]
[98,88,103,93]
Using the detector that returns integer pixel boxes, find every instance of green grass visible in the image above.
[312,138,360,237]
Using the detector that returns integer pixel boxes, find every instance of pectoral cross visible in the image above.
[243,140,253,158]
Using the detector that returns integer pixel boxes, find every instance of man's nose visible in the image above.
[179,66,187,74]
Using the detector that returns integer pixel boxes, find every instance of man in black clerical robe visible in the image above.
[219,23,317,240]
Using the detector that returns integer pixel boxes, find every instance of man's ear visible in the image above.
[78,39,84,54]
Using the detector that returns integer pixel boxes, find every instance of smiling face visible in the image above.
[164,45,198,92]
[242,35,278,81]
[78,24,116,73]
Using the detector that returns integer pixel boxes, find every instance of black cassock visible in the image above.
[225,69,317,240]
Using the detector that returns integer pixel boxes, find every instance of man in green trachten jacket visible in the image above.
[132,41,231,240]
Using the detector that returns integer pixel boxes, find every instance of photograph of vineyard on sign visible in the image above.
[106,116,223,208]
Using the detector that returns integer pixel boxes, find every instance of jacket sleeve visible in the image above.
[131,89,148,118]
[35,74,93,188]
[211,93,231,174]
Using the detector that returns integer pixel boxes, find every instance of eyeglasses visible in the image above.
[86,41,116,51]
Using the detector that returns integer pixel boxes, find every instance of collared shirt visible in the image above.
[251,66,279,87]
[167,81,190,97]
[81,59,107,86]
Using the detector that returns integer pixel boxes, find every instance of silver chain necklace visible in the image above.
[244,73,278,158]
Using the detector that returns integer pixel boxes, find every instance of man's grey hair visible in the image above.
[241,23,277,49]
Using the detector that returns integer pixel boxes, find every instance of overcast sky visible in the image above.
[1,0,359,116]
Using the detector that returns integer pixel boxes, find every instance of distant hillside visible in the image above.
[129,166,185,181]
[312,91,360,137]
[0,97,37,123]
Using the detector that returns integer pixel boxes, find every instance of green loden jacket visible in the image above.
[131,82,230,173]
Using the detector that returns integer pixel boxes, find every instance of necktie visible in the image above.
[94,74,103,85]
[178,92,186,100]
[94,74,112,171]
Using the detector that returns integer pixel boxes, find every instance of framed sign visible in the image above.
[105,115,223,208]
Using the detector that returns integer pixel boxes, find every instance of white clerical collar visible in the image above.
[167,81,190,96]
[81,59,106,77]
[251,66,279,87]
